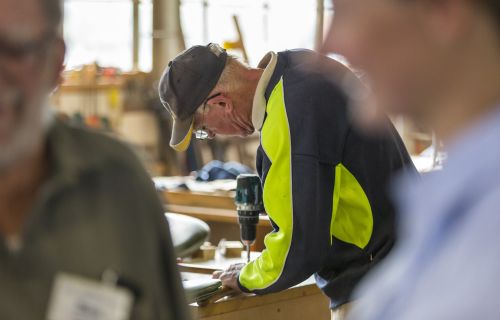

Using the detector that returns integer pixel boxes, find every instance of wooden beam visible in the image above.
[315,0,325,51]
[132,0,140,71]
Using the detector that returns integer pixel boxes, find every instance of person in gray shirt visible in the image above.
[0,0,191,319]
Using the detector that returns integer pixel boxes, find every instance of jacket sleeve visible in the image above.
[237,78,337,294]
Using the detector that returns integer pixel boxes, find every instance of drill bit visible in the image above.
[246,243,251,263]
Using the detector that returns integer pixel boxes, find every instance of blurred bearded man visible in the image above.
[0,0,191,319]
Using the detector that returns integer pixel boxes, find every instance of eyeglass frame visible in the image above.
[0,31,57,72]
[193,92,222,140]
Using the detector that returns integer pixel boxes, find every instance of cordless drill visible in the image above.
[235,174,263,263]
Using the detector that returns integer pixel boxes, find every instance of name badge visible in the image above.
[47,273,133,320]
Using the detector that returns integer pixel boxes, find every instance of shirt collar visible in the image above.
[252,51,278,131]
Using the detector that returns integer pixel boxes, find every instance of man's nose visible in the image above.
[322,29,333,54]
[322,22,363,69]
[322,19,343,55]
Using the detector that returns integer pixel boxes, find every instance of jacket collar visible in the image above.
[251,51,277,131]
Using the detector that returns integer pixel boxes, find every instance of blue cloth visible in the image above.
[195,160,253,181]
[349,105,500,320]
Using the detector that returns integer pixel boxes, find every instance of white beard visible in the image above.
[0,91,53,171]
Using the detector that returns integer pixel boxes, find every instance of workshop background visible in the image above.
[41,1,447,318]
[51,0,438,178]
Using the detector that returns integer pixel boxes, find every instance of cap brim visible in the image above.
[170,117,194,152]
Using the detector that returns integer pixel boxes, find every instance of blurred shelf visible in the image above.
[57,81,125,92]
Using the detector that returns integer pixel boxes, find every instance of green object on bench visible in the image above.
[165,213,210,258]
[183,278,222,304]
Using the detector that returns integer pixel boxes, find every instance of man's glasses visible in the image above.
[0,31,56,73]
[193,93,221,140]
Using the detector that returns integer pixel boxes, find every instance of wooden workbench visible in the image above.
[190,277,330,320]
[181,252,330,320]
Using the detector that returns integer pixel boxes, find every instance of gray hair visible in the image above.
[216,55,248,91]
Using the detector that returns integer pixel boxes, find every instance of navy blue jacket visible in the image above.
[238,50,417,308]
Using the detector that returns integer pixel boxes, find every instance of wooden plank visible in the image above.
[165,205,270,226]
[194,283,319,315]
[190,279,330,320]
[179,264,219,275]
[195,293,330,320]
[165,205,237,224]
[162,191,236,210]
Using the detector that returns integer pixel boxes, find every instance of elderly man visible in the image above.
[0,0,190,319]
[325,0,500,319]
[159,44,416,317]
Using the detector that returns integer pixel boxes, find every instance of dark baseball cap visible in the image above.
[158,43,228,152]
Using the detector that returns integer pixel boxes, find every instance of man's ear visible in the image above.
[207,94,233,112]
[50,38,66,90]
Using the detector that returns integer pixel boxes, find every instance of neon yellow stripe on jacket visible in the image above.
[331,163,373,249]
[239,78,293,291]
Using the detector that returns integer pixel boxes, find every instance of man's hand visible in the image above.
[212,263,246,292]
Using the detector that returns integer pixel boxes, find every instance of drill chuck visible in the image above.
[238,210,259,242]
[235,174,263,244]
